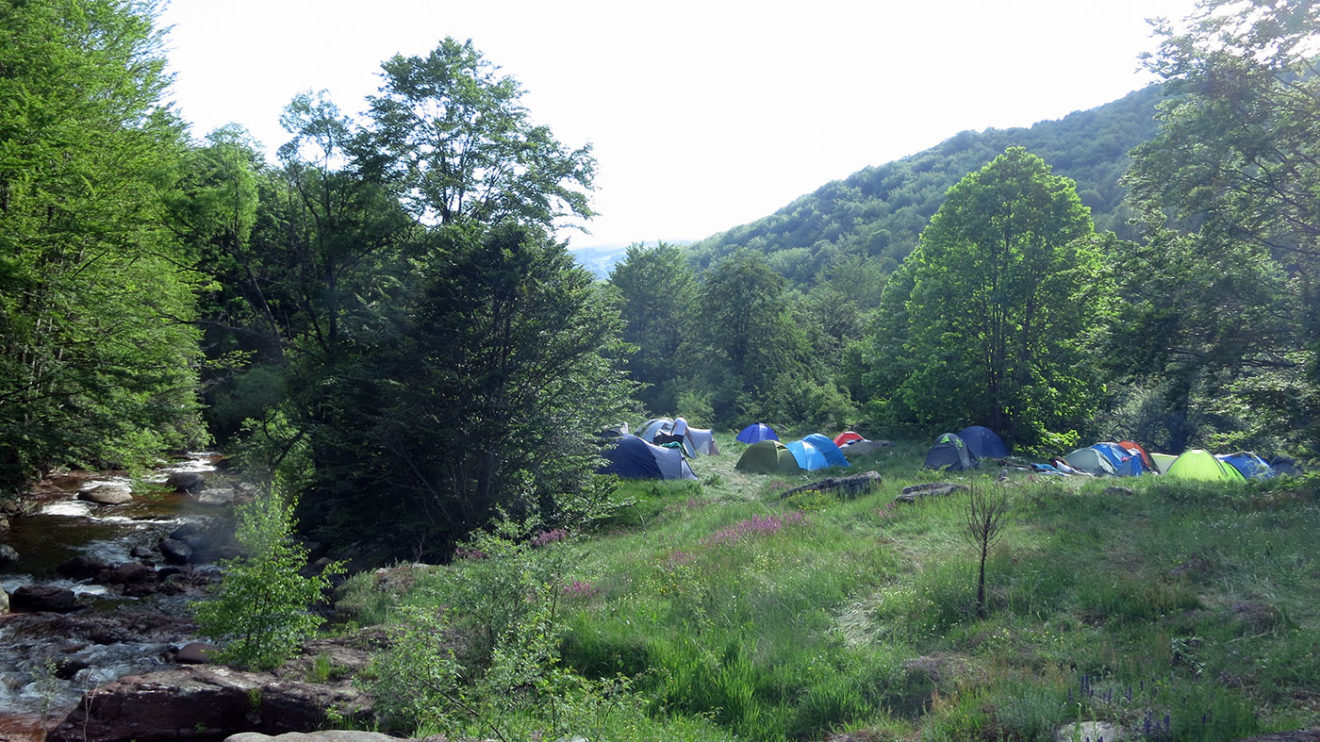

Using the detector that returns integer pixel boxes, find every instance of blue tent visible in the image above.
[1091,442,1132,468]
[956,425,1009,459]
[1217,452,1275,480]
[1113,455,1151,477]
[736,423,780,444]
[598,434,697,480]
[803,433,850,468]
[785,439,830,471]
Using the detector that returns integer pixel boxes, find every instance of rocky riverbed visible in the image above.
[0,454,248,740]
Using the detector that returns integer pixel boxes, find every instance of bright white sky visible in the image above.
[159,0,1199,249]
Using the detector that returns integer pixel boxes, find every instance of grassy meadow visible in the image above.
[334,434,1320,741]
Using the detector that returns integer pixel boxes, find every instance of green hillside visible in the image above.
[686,85,1163,283]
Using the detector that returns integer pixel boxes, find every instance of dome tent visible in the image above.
[736,440,801,474]
[955,425,1009,459]
[803,434,850,468]
[1217,452,1274,480]
[1062,447,1117,476]
[785,439,829,471]
[598,434,697,480]
[637,417,719,457]
[923,432,977,471]
[833,431,864,447]
[1165,449,1245,482]
[736,422,780,444]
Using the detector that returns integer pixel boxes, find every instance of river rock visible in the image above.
[0,543,18,564]
[199,487,241,505]
[1055,721,1124,741]
[158,537,194,565]
[9,585,84,613]
[0,586,8,613]
[780,471,883,500]
[100,561,156,585]
[59,555,110,580]
[79,482,134,504]
[166,470,206,494]
[47,666,373,742]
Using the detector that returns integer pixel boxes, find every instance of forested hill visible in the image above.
[685,84,1163,282]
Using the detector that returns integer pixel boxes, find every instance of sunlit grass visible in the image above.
[338,434,1320,740]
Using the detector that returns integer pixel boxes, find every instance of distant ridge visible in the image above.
[686,84,1164,283]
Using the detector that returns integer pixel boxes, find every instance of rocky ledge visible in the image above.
[47,633,381,742]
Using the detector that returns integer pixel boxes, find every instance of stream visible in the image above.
[0,454,237,736]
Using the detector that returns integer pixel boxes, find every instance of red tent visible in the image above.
[834,431,864,447]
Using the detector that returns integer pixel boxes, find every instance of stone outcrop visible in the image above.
[780,471,884,500]
[47,630,383,742]
[46,666,373,742]
[895,482,969,503]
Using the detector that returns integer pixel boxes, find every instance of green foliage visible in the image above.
[192,484,342,670]
[366,519,730,741]
[365,37,595,228]
[301,223,636,555]
[1114,0,1320,452]
[864,148,1108,447]
[606,242,699,415]
[685,250,854,429]
[0,0,206,491]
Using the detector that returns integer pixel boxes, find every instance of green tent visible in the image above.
[1164,449,1245,482]
[735,440,802,474]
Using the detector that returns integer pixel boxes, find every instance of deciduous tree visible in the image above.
[1114,0,1320,450]
[606,242,698,415]
[0,0,204,489]
[873,148,1107,447]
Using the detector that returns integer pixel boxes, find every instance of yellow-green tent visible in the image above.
[1165,449,1245,482]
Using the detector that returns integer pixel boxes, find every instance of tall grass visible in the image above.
[340,435,1320,740]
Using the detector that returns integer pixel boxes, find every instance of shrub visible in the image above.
[192,481,343,670]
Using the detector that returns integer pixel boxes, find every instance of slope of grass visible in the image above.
[336,434,1320,741]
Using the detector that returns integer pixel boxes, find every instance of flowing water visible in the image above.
[0,454,235,735]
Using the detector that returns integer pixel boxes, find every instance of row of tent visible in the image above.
[734,434,852,474]
[1054,444,1279,482]
[923,427,1287,482]
[599,419,876,480]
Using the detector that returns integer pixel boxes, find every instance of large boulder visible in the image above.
[79,482,133,505]
[47,666,373,742]
[9,585,85,613]
[166,471,206,494]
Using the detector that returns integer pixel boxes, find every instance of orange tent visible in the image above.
[1118,440,1156,472]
